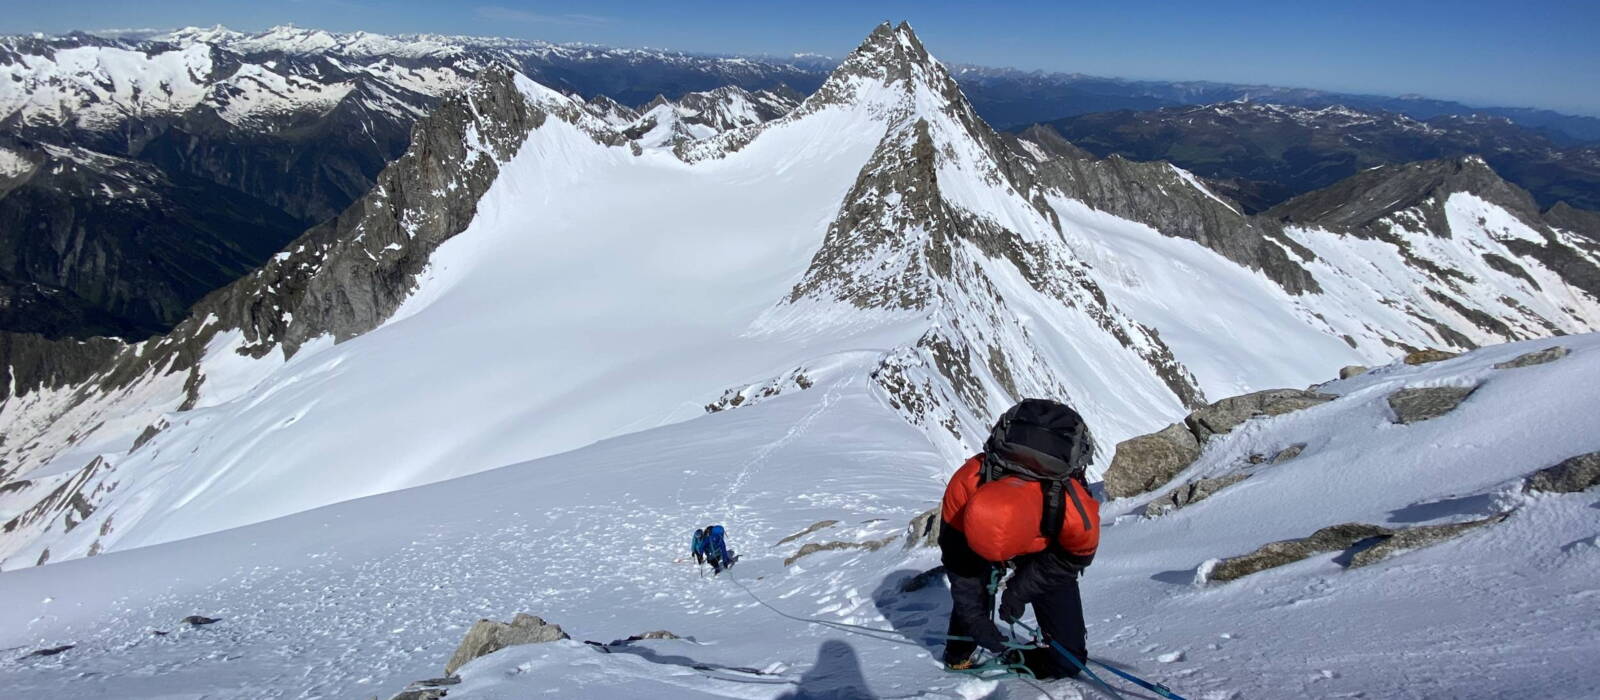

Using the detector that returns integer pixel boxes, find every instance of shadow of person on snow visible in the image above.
[777,640,874,699]
[871,567,951,657]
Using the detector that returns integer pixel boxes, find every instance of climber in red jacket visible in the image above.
[939,398,1100,680]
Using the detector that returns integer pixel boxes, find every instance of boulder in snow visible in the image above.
[1523,451,1600,494]
[1349,516,1503,568]
[444,613,569,675]
[1404,349,1459,365]
[1494,345,1569,370]
[784,535,898,566]
[1339,365,1369,379]
[1185,388,1336,441]
[904,506,940,549]
[1387,385,1477,424]
[387,676,460,700]
[1208,523,1392,582]
[610,630,680,645]
[774,519,840,546]
[1107,389,1330,498]
[1105,422,1202,498]
[1144,473,1251,517]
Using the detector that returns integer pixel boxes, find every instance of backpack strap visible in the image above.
[1040,479,1065,546]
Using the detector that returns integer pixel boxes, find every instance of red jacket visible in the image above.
[941,454,1100,563]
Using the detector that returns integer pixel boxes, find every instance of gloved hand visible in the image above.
[998,586,1027,622]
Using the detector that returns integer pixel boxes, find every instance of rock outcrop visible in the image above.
[904,507,941,549]
[784,535,899,566]
[1184,389,1335,442]
[1143,473,1251,517]
[443,613,569,676]
[1387,385,1478,424]
[1523,452,1600,494]
[1206,516,1499,583]
[1339,365,1369,379]
[1106,389,1333,498]
[1494,345,1569,370]
[1403,349,1459,366]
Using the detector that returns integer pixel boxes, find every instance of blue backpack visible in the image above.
[705,525,728,560]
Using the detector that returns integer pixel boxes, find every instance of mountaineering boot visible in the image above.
[944,656,976,672]
[1019,646,1080,680]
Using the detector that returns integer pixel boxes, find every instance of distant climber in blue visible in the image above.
[698,524,736,574]
[690,527,709,566]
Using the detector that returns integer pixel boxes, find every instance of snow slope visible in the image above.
[1,335,1595,699]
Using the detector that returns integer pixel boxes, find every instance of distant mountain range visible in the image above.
[949,65,1600,143]
[2,25,1597,341]
[1022,101,1600,215]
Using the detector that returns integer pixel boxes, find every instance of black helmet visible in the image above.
[984,398,1095,479]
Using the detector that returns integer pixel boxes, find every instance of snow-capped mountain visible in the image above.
[619,86,802,151]
[1,21,1598,700]
[0,26,826,340]
[3,21,1597,575]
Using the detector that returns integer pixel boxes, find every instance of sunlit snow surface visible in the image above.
[0,337,1596,699]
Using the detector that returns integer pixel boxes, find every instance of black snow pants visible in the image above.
[940,525,1087,677]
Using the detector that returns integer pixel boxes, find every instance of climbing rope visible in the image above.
[725,568,1184,700]
[724,573,921,647]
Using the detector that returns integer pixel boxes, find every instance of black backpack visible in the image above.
[979,399,1096,543]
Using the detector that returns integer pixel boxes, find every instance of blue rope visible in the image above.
[1010,621,1126,700]
[1087,658,1189,700]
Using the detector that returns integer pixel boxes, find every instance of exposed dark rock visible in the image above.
[1184,388,1335,442]
[1105,423,1202,499]
[784,535,899,566]
[0,332,125,402]
[609,630,680,645]
[182,615,221,626]
[1387,385,1478,424]
[1403,349,1459,365]
[1207,523,1393,582]
[1524,452,1600,494]
[1339,365,1369,380]
[1031,151,1321,294]
[1494,345,1569,370]
[387,675,460,700]
[130,419,169,453]
[444,613,569,675]
[1481,253,1541,289]
[1267,157,1546,239]
[22,644,74,659]
[1271,443,1307,464]
[774,520,840,547]
[1544,201,1600,242]
[1209,516,1503,582]
[1143,472,1250,517]
[1349,516,1502,567]
[904,507,941,549]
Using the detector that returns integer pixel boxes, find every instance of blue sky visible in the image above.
[4,0,1597,115]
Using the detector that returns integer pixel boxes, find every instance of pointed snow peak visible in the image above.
[802,20,962,111]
